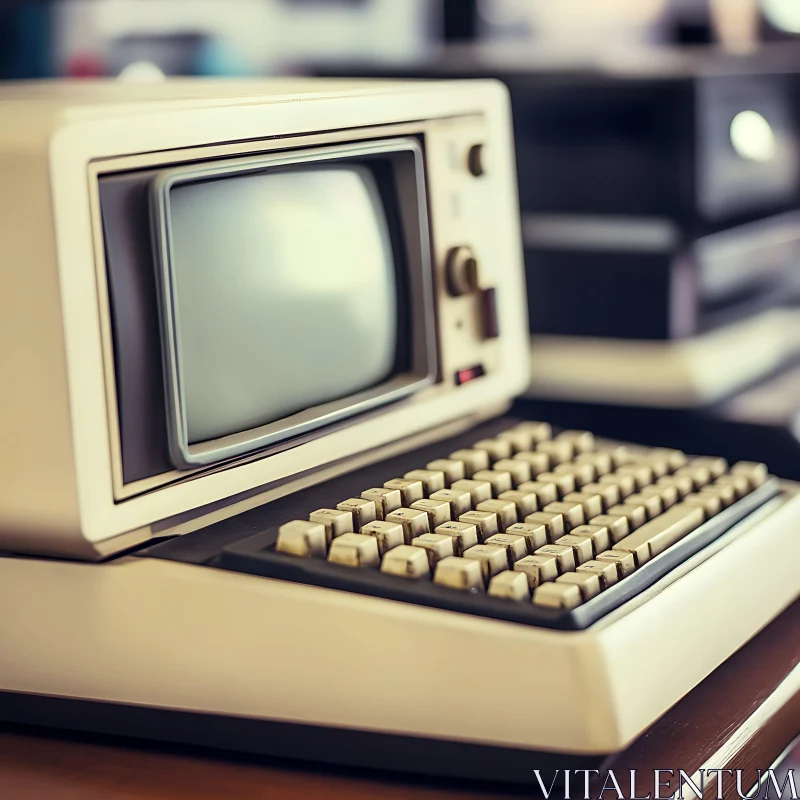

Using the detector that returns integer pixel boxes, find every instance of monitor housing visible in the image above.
[0,79,528,559]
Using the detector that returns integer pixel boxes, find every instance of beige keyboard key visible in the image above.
[426,458,465,487]
[557,429,595,453]
[563,491,604,520]
[488,571,530,601]
[517,480,559,506]
[568,524,610,556]
[449,449,490,478]
[328,533,380,568]
[533,582,582,609]
[615,463,654,490]
[497,428,534,453]
[381,545,431,579]
[505,522,549,553]
[732,461,768,488]
[492,459,531,487]
[484,532,528,565]
[434,521,479,555]
[309,508,353,542]
[714,473,750,499]
[649,447,688,470]
[514,554,559,588]
[477,499,518,531]
[596,442,634,467]
[336,498,378,531]
[359,520,405,554]
[581,481,620,510]
[690,456,728,478]
[640,483,678,510]
[595,550,637,578]
[535,471,575,497]
[429,489,472,519]
[276,520,328,559]
[534,543,576,573]
[385,508,431,544]
[463,544,508,580]
[384,478,424,506]
[459,510,499,541]
[513,450,551,476]
[361,487,403,520]
[576,451,613,476]
[433,556,485,592]
[537,440,574,466]
[514,421,552,443]
[607,503,646,531]
[411,499,452,530]
[625,492,661,520]
[557,571,601,601]
[682,492,722,519]
[473,469,513,496]
[706,483,736,508]
[451,479,492,505]
[589,514,630,544]
[555,534,594,565]
[657,474,694,499]
[555,461,596,488]
[404,468,446,495]
[410,532,455,567]
[473,438,513,461]
[525,510,566,542]
[633,453,670,479]
[544,501,585,532]
[599,472,636,499]
[674,465,712,490]
[615,503,704,565]
[577,559,619,589]
[498,490,539,518]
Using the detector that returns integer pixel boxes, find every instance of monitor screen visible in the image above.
[166,165,398,444]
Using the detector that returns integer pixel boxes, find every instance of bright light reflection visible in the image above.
[117,60,166,83]
[762,0,800,33]
[730,110,778,163]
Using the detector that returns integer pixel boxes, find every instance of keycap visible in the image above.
[690,456,728,478]
[276,520,328,558]
[497,428,534,453]
[537,440,574,466]
[514,554,559,588]
[714,473,750,499]
[535,471,575,497]
[459,510,499,541]
[505,522,549,553]
[476,499,518,531]
[615,464,654,490]
[498,490,539,518]
[484,532,528,565]
[434,556,485,591]
[525,511,566,542]
[614,504,705,566]
[328,533,380,568]
[410,498,452,530]
[576,451,613,476]
[426,458,465,486]
[554,461,595,488]
[641,483,678,510]
[544,501,584,532]
[649,447,688,470]
[336,498,378,531]
[386,508,431,544]
[493,459,531,487]
[514,421,552,443]
[625,492,662,520]
[577,560,619,589]
[657,474,694,499]
[434,521,479,555]
[381,545,431,579]
[557,429,595,453]
[361,487,403,520]
[581,482,621,510]
[607,503,647,531]
[359,520,405,554]
[563,491,604,520]
[557,571,601,601]
[599,472,636,499]
[404,468,446,495]
[633,453,670,479]
[309,508,353,542]
[533,582,582,609]
[429,489,472,519]
[568,524,610,556]
[488,570,530,600]
[589,514,630,544]
[682,492,722,519]
[517,480,559,506]
[596,442,634,467]
[449,449,490,478]
[705,483,736,508]
[411,532,455,567]
[534,544,575,573]
[473,469,512,496]
[384,478,424,506]
[732,461,768,488]
[473,438,513,461]
[463,545,508,580]
[451,479,492,505]
[596,550,637,578]
[555,534,594,566]
[674,465,712,490]
[513,451,551,475]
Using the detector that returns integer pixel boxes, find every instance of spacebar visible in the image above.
[615,505,705,565]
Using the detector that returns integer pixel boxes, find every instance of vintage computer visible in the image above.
[0,79,798,785]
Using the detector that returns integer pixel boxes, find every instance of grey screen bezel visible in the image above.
[150,137,436,469]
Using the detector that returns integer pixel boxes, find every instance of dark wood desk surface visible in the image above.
[1,601,798,800]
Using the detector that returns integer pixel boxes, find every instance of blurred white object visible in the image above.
[730,110,778,163]
[117,60,167,83]
[761,0,800,33]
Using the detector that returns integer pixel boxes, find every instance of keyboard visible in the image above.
[209,419,778,631]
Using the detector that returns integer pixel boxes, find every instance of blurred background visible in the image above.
[3,0,800,476]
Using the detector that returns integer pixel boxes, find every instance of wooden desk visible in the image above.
[1,601,798,800]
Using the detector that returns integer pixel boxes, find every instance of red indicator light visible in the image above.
[455,365,486,386]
